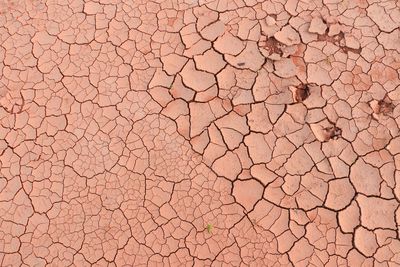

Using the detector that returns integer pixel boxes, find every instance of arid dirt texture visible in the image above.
[0,0,400,266]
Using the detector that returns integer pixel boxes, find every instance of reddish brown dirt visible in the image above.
[0,0,400,266]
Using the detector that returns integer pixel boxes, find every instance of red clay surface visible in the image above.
[0,0,400,266]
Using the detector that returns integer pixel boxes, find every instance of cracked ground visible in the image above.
[0,0,400,266]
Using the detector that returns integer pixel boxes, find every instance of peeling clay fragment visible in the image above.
[310,123,341,142]
[309,17,327,35]
[274,25,301,46]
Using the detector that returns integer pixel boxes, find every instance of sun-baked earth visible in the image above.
[0,0,400,266]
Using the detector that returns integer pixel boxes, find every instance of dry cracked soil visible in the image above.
[0,0,400,266]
